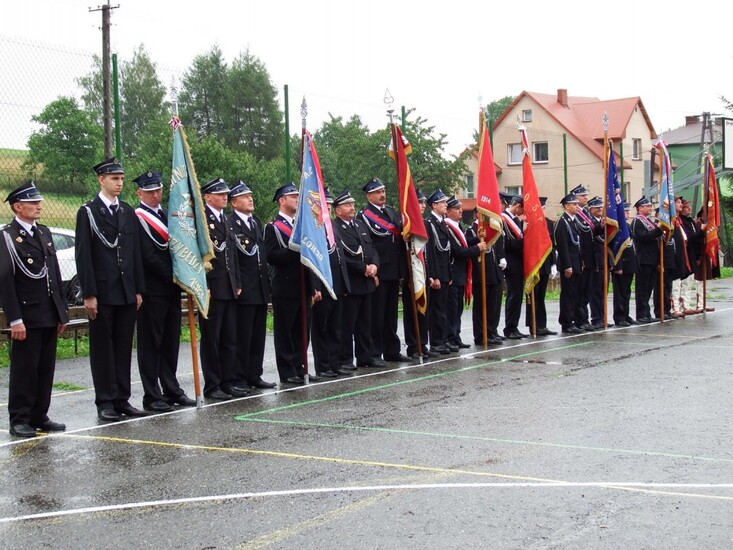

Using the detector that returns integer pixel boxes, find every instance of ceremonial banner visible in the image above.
[168,117,214,317]
[289,133,335,299]
[605,146,631,265]
[390,124,428,314]
[703,152,721,266]
[655,140,676,240]
[475,110,503,247]
[519,126,552,295]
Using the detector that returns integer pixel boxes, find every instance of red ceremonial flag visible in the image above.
[703,152,721,266]
[389,124,428,314]
[475,110,503,248]
[519,125,552,295]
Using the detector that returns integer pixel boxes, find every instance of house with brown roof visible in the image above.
[459,89,658,217]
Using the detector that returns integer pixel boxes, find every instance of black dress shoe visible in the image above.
[445,343,460,352]
[307,373,322,382]
[455,342,471,349]
[535,328,558,336]
[318,370,339,378]
[384,354,412,362]
[359,358,387,368]
[249,379,277,389]
[227,386,250,398]
[615,321,630,327]
[116,404,148,417]
[167,394,197,406]
[505,331,524,340]
[430,346,451,355]
[32,419,66,432]
[424,349,440,357]
[9,423,37,438]
[143,400,174,413]
[562,326,583,334]
[284,376,304,385]
[579,323,596,331]
[627,319,639,325]
[98,409,121,422]
[340,363,358,371]
[334,368,354,376]
[204,389,233,400]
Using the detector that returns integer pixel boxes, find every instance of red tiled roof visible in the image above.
[494,90,657,168]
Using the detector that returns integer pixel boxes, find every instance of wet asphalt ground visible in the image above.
[1,280,733,549]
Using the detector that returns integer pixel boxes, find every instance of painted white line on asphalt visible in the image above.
[3,481,733,523]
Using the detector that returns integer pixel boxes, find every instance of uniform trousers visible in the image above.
[402,280,428,356]
[199,298,237,395]
[472,283,502,342]
[234,303,268,385]
[136,293,184,406]
[8,326,58,426]
[635,264,657,320]
[371,279,401,359]
[559,273,581,329]
[503,274,523,335]
[341,293,374,366]
[526,273,549,330]
[447,284,466,345]
[89,303,137,410]
[428,285,449,347]
[312,294,343,374]
[271,296,310,381]
[589,270,604,325]
[612,271,634,324]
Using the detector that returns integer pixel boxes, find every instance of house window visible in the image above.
[464,173,475,198]
[508,143,522,165]
[632,139,642,160]
[533,142,549,163]
[505,186,522,198]
[522,109,532,122]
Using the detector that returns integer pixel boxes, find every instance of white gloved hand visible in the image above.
[550,264,558,279]
[499,258,507,270]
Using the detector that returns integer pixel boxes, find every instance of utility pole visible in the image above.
[90,0,119,158]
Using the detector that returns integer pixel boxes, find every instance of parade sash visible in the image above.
[273,220,292,238]
[501,212,522,239]
[362,208,400,237]
[135,208,170,242]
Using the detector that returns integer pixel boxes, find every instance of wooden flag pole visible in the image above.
[186,294,202,408]
[602,117,609,328]
[299,98,311,383]
[479,221,488,348]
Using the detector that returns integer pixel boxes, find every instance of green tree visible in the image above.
[77,55,104,126]
[222,50,283,160]
[178,46,228,141]
[119,45,170,158]
[485,96,515,128]
[23,97,102,195]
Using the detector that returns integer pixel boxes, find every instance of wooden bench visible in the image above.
[1,318,90,355]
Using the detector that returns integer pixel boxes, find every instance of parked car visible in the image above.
[49,227,83,306]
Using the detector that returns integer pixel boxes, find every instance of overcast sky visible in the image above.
[2,0,732,154]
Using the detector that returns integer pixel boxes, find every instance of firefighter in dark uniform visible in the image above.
[229,181,276,390]
[311,188,353,377]
[1,181,68,437]
[501,195,526,339]
[445,196,486,347]
[264,183,322,384]
[571,184,601,331]
[630,196,663,323]
[554,193,583,333]
[75,157,146,422]
[424,189,454,353]
[199,177,242,400]
[133,170,195,412]
[358,178,410,363]
[466,208,505,345]
[332,190,384,369]
[611,202,637,327]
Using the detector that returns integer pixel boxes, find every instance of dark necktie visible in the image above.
[248,217,255,232]
[110,204,118,216]
[158,209,167,223]
[30,225,41,245]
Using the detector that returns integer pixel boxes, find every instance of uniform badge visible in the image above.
[209,223,215,229]
[19,229,26,236]
[27,258,33,264]
[214,240,219,246]
[16,237,22,243]
[245,239,250,245]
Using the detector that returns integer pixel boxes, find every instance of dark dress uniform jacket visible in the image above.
[136,205,178,297]
[334,218,379,294]
[232,213,270,305]
[631,215,663,266]
[0,220,68,327]
[358,203,405,281]
[204,205,240,300]
[75,196,145,303]
[447,220,481,286]
[265,214,313,298]
[424,214,452,283]
[554,214,581,273]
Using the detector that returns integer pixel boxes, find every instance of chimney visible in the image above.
[557,88,568,107]
[685,115,699,126]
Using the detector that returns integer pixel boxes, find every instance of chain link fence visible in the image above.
[1,36,183,306]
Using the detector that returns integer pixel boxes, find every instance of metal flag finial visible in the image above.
[603,111,609,132]
[384,89,395,112]
[170,76,179,117]
[300,96,308,128]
